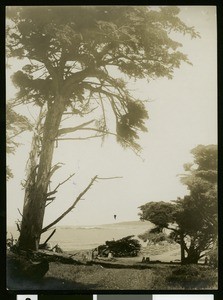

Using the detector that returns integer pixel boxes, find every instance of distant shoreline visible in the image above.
[7,220,153,252]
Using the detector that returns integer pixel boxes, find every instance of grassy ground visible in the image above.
[7,240,217,290]
[7,258,217,290]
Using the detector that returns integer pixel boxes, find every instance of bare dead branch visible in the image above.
[16,222,21,232]
[58,124,142,159]
[41,175,98,233]
[44,196,57,206]
[7,129,29,141]
[41,229,56,246]
[99,91,107,127]
[58,119,95,136]
[74,127,143,159]
[46,190,58,197]
[69,253,78,258]
[45,173,76,207]
[97,176,123,180]
[17,208,23,218]
[54,172,76,191]
[48,163,64,180]
[45,201,53,208]
[62,107,98,118]
[57,134,106,141]
[46,197,56,202]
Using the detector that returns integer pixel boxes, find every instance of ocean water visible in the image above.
[7,221,152,252]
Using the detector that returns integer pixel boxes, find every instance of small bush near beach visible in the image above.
[97,235,141,257]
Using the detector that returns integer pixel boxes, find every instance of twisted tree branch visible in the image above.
[58,119,95,136]
[41,175,122,233]
[41,175,98,233]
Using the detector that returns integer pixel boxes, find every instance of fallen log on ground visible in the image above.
[8,248,91,266]
[92,259,152,269]
[91,258,181,269]
[36,250,91,265]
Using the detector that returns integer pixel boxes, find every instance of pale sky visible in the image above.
[6,6,217,227]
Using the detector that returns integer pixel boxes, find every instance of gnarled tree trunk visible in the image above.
[18,97,66,250]
[184,241,201,264]
[180,232,186,264]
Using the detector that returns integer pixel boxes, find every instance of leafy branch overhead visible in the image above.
[7,6,199,153]
[6,103,33,180]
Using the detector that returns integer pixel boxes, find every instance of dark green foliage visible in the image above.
[11,70,54,106]
[139,145,217,264]
[138,230,173,244]
[6,103,32,180]
[208,247,218,268]
[167,264,217,289]
[139,201,177,228]
[191,144,217,171]
[181,144,217,187]
[117,100,148,151]
[97,235,141,257]
[177,145,217,261]
[7,6,199,152]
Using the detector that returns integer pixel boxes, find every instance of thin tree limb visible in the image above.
[97,176,123,180]
[16,222,21,232]
[7,129,29,141]
[46,190,58,197]
[46,197,56,201]
[57,134,106,141]
[57,126,142,159]
[53,172,76,192]
[47,163,64,180]
[40,229,57,247]
[58,119,95,136]
[99,91,107,129]
[69,127,143,158]
[17,208,23,218]
[45,201,54,208]
[41,175,98,233]
[62,106,97,116]
[45,172,76,207]
[41,174,122,233]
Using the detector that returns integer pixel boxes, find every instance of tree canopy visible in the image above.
[139,144,217,264]
[7,6,199,152]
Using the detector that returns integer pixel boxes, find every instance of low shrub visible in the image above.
[208,248,218,268]
[167,264,217,289]
[138,230,174,245]
[98,235,141,257]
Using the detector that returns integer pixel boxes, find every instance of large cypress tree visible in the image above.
[6,6,199,250]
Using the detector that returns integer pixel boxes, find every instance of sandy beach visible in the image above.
[7,220,153,250]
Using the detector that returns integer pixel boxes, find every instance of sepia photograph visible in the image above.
[6,6,218,290]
